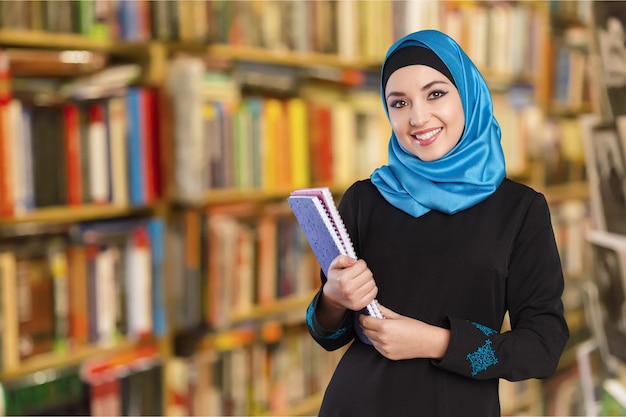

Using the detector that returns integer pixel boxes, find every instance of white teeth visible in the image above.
[414,128,442,140]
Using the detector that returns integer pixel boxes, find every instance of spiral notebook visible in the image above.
[288,187,383,321]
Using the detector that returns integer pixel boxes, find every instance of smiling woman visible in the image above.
[305,29,569,417]
[384,64,465,162]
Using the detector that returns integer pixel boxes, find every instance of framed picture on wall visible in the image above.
[590,1,626,119]
[585,229,626,370]
[580,114,626,234]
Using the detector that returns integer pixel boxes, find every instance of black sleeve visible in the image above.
[306,287,357,351]
[434,193,570,380]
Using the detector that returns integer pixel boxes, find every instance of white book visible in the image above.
[95,247,117,345]
[125,230,153,337]
[9,100,26,214]
[88,105,110,204]
[107,96,129,206]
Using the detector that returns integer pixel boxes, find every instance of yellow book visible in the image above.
[262,98,282,192]
[287,97,310,189]
[234,101,253,189]
[332,100,357,187]
[0,251,19,372]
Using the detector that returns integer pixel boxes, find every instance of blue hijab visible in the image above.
[370,30,506,218]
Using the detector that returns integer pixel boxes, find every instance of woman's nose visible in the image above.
[409,105,429,127]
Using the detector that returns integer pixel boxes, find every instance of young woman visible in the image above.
[306,30,569,416]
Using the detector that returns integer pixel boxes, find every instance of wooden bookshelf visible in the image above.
[0,1,596,415]
[0,204,156,226]
[540,181,590,204]
[228,290,316,325]
[0,338,154,380]
[207,43,380,70]
[0,29,112,50]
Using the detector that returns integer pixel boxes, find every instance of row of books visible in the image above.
[550,36,594,113]
[1,344,163,416]
[164,55,389,201]
[0,0,107,39]
[167,202,319,332]
[1,1,549,78]
[166,324,343,417]
[0,85,162,218]
[0,217,166,374]
[165,56,552,201]
[527,113,588,187]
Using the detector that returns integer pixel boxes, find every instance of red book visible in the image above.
[0,50,13,217]
[67,245,89,346]
[83,359,121,417]
[64,104,83,206]
[309,102,333,185]
[149,88,163,199]
[0,49,10,106]
[275,101,292,190]
[0,104,13,217]
[141,88,156,203]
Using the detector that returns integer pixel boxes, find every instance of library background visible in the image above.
[1,0,626,415]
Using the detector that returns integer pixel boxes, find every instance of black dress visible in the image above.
[306,179,569,417]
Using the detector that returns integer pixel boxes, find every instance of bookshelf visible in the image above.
[0,0,598,415]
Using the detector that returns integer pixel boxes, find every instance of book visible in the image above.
[0,364,90,415]
[0,251,19,372]
[287,187,383,324]
[15,241,56,360]
[601,378,626,416]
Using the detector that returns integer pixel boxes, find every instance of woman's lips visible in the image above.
[411,127,442,146]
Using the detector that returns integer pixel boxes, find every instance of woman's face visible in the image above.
[385,64,465,162]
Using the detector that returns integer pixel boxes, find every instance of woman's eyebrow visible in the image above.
[385,91,404,100]
[386,80,449,100]
[421,80,449,90]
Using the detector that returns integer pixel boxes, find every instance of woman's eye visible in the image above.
[389,99,407,108]
[429,90,448,100]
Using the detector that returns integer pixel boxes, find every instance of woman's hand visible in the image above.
[360,304,450,361]
[317,255,378,330]
[323,255,378,312]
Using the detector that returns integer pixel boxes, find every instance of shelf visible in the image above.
[0,29,113,50]
[0,30,167,84]
[0,29,159,56]
[547,104,595,118]
[173,184,352,207]
[229,290,317,324]
[537,181,590,204]
[0,338,152,380]
[196,291,318,354]
[207,44,380,70]
[0,204,156,227]
[173,188,292,207]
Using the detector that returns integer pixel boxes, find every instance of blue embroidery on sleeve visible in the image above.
[466,340,499,376]
[306,301,349,339]
[469,321,497,336]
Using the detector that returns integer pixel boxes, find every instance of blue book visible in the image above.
[287,194,346,276]
[148,218,167,336]
[125,88,145,205]
[288,187,383,344]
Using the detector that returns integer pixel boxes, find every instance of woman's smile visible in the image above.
[411,127,443,145]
